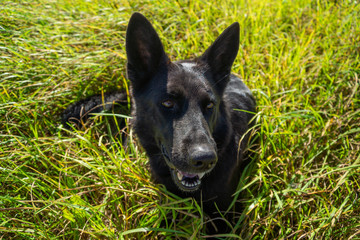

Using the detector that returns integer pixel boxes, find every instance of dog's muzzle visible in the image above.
[161,144,207,192]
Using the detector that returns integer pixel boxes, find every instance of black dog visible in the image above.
[63,13,256,233]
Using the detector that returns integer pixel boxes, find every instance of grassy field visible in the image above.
[1,0,360,239]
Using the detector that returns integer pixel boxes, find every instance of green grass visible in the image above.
[1,0,359,239]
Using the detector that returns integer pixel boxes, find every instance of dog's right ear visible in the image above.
[126,13,169,90]
[200,22,240,95]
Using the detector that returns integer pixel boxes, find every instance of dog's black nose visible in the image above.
[190,146,217,171]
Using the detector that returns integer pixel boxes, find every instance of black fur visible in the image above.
[62,92,128,129]
[62,13,256,234]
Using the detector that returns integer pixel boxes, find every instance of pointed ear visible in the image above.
[200,22,240,94]
[126,13,169,90]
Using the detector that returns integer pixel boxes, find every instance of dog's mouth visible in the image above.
[161,144,206,192]
[171,170,205,191]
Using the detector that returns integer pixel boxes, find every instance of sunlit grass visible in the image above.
[1,0,359,239]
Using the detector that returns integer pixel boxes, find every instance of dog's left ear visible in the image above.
[200,22,240,94]
[126,13,169,91]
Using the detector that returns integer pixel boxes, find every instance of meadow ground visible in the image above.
[1,0,359,239]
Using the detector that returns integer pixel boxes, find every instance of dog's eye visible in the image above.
[206,102,214,109]
[162,100,175,108]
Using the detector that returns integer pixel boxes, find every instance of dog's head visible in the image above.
[126,13,239,192]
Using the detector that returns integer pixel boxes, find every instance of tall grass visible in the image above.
[1,0,359,239]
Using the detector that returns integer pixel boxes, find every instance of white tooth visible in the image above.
[198,173,205,179]
[177,171,183,181]
[181,180,201,188]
